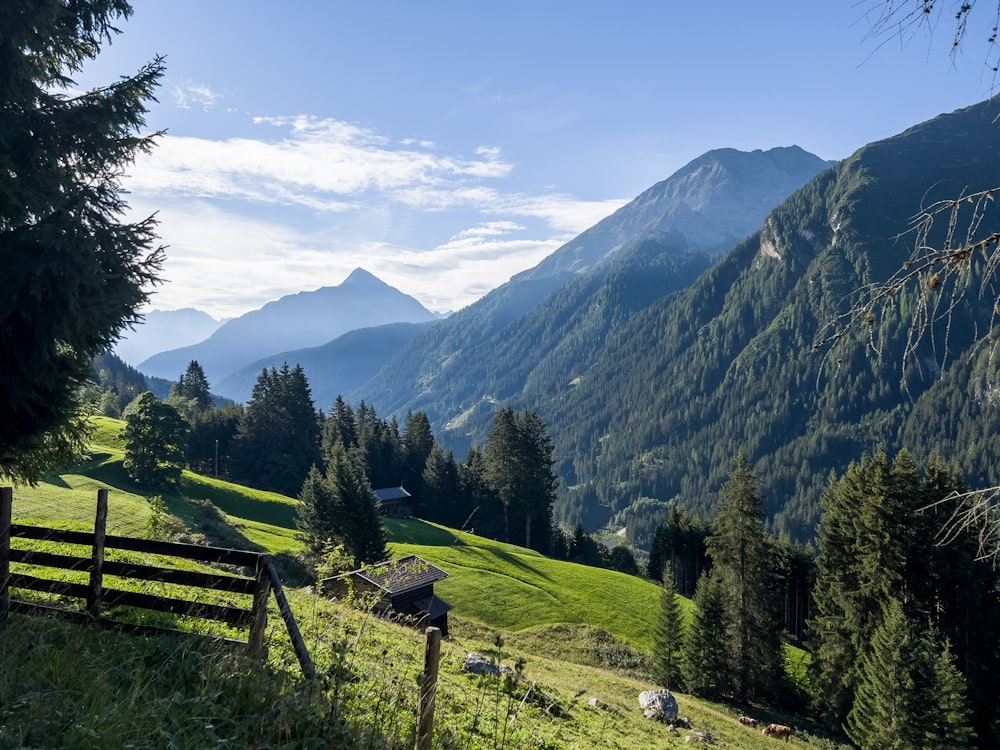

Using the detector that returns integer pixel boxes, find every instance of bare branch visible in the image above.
[814,187,1000,381]
[929,487,1000,564]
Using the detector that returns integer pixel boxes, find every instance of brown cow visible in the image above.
[762,723,793,741]
[738,715,759,728]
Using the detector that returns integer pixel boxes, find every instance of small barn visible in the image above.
[373,486,412,517]
[321,554,452,635]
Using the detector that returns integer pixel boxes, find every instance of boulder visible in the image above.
[638,689,679,721]
[462,653,500,676]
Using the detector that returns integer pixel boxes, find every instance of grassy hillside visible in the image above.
[386,518,684,653]
[1,418,836,748]
[11,418,670,650]
[0,590,831,750]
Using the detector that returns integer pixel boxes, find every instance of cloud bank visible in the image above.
[125,115,625,317]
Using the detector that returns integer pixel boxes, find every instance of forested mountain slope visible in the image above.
[213,321,433,407]
[356,147,832,439]
[543,98,1000,541]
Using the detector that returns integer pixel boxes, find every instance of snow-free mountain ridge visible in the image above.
[354,146,834,422]
[139,268,438,383]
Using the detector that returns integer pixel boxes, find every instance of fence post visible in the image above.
[1,487,12,619]
[87,489,109,621]
[265,560,315,679]
[415,626,442,750]
[248,554,272,661]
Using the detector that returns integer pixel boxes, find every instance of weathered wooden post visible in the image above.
[87,489,109,621]
[1,487,12,619]
[415,626,442,750]
[265,560,315,679]
[248,554,272,661]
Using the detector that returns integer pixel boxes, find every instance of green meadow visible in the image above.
[1,416,833,749]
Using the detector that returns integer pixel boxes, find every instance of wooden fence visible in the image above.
[0,487,314,679]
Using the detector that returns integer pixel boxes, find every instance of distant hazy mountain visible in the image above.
[214,321,434,407]
[114,308,222,367]
[356,146,834,422]
[139,268,438,383]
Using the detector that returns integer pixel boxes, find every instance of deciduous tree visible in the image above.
[120,392,188,490]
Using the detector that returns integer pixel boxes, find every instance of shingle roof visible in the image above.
[373,486,411,502]
[355,554,448,595]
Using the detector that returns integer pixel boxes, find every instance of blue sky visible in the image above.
[77,1,999,319]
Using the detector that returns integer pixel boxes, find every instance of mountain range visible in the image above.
[136,268,439,384]
[115,308,223,366]
[124,102,1000,544]
[352,100,1000,542]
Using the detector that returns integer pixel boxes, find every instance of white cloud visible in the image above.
[123,113,628,318]
[126,115,513,210]
[172,82,221,110]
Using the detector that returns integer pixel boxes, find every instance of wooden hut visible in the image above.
[373,486,412,517]
[321,554,452,635]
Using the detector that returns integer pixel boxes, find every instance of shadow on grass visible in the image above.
[181,476,297,529]
[384,518,465,546]
[40,475,72,489]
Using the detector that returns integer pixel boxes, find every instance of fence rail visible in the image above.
[0,486,314,679]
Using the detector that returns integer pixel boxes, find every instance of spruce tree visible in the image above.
[483,406,558,551]
[705,451,783,701]
[1,0,164,482]
[296,443,387,568]
[846,598,976,750]
[326,440,387,567]
[652,564,685,691]
[845,598,924,749]
[323,396,357,460]
[484,406,520,544]
[231,363,320,497]
[682,572,731,699]
[171,360,212,413]
[927,640,976,750]
[401,410,435,507]
[421,444,463,527]
[296,466,339,557]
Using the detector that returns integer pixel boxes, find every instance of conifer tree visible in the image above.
[421,443,463,527]
[846,598,976,750]
[401,410,435,508]
[351,401,403,489]
[1,0,164,482]
[647,504,709,596]
[682,572,731,699]
[483,406,557,551]
[459,446,501,538]
[323,396,357,460]
[845,598,926,749]
[171,360,212,413]
[296,466,339,557]
[326,440,387,567]
[652,564,685,691]
[705,451,783,701]
[296,442,387,568]
[231,363,320,497]
[928,640,976,750]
